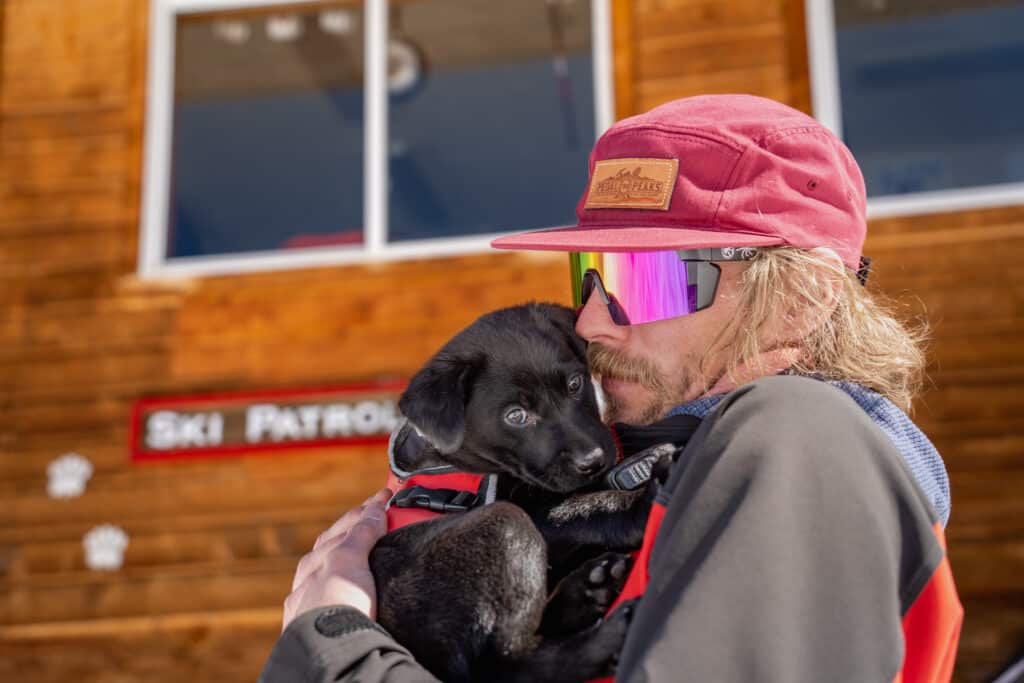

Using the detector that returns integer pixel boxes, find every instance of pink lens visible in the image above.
[571,251,697,325]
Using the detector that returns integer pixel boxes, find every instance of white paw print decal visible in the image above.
[83,525,130,571]
[47,453,94,499]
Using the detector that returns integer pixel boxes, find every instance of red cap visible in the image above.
[492,94,867,270]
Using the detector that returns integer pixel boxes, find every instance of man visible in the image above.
[261,94,962,682]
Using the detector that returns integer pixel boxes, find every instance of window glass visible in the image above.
[386,0,595,242]
[834,0,1024,196]
[169,4,365,259]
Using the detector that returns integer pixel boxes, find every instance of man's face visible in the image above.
[575,261,748,425]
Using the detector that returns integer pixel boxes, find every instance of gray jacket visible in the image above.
[261,376,951,682]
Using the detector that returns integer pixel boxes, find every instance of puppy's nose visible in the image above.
[571,447,606,475]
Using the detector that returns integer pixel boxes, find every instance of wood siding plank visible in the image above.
[0,0,1020,680]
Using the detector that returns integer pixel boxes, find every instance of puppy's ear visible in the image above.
[545,304,588,362]
[399,354,483,454]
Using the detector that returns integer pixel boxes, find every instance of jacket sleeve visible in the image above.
[614,376,951,683]
[259,606,441,683]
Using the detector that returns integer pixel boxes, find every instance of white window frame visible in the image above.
[804,0,1024,221]
[139,0,615,279]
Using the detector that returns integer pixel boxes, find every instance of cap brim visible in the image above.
[491,224,786,252]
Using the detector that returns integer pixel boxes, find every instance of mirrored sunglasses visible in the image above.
[570,248,761,326]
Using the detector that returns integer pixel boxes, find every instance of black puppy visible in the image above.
[369,303,656,683]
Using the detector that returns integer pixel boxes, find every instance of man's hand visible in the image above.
[282,487,392,631]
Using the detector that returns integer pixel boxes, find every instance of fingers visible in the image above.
[370,486,394,505]
[292,488,392,591]
[282,488,393,631]
[314,499,387,575]
[292,545,328,591]
[282,580,308,631]
[312,507,361,552]
[340,501,387,553]
[313,487,392,550]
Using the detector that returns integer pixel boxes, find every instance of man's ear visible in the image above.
[398,353,483,454]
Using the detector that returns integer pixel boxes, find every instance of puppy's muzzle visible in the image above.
[570,447,607,475]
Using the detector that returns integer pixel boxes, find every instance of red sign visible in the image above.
[130,382,405,462]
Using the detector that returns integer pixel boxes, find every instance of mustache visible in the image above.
[586,342,667,393]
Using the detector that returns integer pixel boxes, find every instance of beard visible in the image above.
[587,342,695,425]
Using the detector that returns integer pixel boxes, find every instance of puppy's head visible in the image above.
[395,303,616,493]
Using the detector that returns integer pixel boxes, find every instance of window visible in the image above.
[806,0,1024,218]
[140,0,614,277]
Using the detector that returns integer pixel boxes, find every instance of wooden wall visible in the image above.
[1,1,1021,681]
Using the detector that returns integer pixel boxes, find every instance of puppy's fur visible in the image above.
[370,303,655,683]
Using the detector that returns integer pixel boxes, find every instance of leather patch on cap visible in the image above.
[583,158,679,210]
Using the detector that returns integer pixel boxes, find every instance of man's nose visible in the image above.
[575,292,629,345]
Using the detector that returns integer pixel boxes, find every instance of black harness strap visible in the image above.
[606,414,703,490]
[391,485,480,513]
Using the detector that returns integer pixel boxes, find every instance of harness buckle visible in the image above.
[605,442,679,491]
[391,485,479,513]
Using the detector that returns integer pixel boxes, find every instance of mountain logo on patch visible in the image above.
[584,158,679,211]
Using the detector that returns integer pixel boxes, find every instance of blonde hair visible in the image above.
[714,247,928,413]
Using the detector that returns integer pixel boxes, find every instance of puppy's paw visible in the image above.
[582,552,632,611]
[540,552,633,636]
[500,598,639,683]
[582,598,640,678]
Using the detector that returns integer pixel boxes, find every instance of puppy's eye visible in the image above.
[504,407,529,426]
[567,373,584,397]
